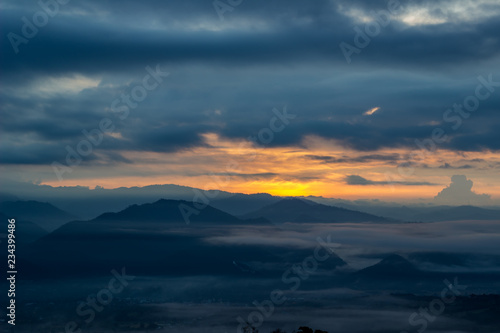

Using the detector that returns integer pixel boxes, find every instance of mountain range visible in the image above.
[243,198,390,223]
[0,200,76,231]
[2,182,499,222]
[7,197,498,293]
[0,212,47,244]
[17,199,348,277]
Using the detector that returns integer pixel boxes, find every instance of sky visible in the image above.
[1,0,500,202]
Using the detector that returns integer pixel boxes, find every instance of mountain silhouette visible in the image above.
[1,182,283,219]
[0,200,76,231]
[356,254,419,277]
[19,199,345,278]
[345,254,424,290]
[412,205,500,222]
[40,199,270,240]
[316,202,500,222]
[243,198,389,224]
[92,198,245,225]
[0,212,47,244]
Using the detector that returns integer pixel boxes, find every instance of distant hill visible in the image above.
[302,197,500,222]
[408,251,500,270]
[209,193,282,216]
[348,253,500,292]
[355,254,420,277]
[412,205,500,222]
[0,193,20,202]
[92,198,246,225]
[347,254,427,291]
[0,212,48,243]
[338,205,421,221]
[0,200,76,231]
[43,199,270,238]
[243,198,390,224]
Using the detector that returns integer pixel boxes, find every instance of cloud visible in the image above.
[3,0,500,78]
[434,175,491,205]
[0,0,500,172]
[307,154,401,164]
[363,107,380,116]
[210,172,278,180]
[438,163,474,169]
[345,175,437,186]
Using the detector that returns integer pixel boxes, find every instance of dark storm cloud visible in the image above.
[1,0,500,166]
[121,123,213,153]
[438,163,474,169]
[345,175,438,186]
[2,0,500,77]
[0,142,75,165]
[307,153,401,164]
[0,0,347,77]
[211,172,278,180]
[0,140,133,166]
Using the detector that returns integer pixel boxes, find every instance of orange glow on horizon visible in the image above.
[40,134,500,201]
